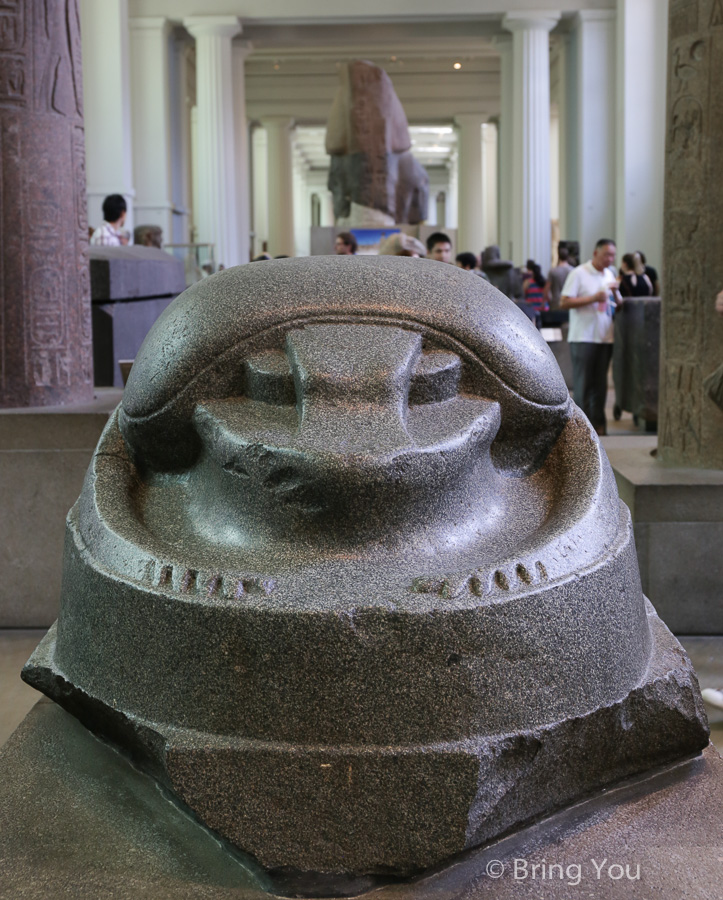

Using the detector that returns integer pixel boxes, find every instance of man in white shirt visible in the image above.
[561,239,620,435]
[90,194,128,246]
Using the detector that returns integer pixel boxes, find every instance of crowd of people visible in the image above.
[330,229,664,439]
[91,190,662,442]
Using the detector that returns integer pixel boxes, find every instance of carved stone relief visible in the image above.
[660,0,723,468]
[0,0,92,407]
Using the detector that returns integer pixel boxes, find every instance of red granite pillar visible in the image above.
[0,0,93,408]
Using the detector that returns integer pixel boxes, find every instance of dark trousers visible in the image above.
[569,342,613,434]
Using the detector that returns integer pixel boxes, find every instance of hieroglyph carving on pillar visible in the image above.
[670,0,699,35]
[34,0,82,116]
[0,0,92,406]
[660,0,723,467]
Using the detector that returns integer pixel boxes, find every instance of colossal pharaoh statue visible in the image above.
[326,60,429,226]
[24,257,707,885]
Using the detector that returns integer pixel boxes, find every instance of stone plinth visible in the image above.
[608,440,723,634]
[659,0,723,469]
[0,0,93,408]
[1,699,721,899]
[0,392,117,627]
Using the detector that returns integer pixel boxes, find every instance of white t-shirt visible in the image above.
[562,260,617,343]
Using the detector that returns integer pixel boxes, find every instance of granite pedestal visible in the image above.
[1,699,721,899]
[609,441,723,634]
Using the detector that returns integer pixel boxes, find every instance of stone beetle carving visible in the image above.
[25,257,707,883]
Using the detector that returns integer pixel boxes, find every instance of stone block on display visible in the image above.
[612,297,660,431]
[89,246,186,302]
[89,246,186,387]
[22,257,709,886]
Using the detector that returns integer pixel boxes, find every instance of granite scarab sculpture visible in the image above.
[24,257,708,880]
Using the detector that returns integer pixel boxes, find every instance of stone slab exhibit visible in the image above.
[20,257,710,890]
[90,246,186,387]
[0,0,93,408]
[1,700,721,899]
[89,246,186,302]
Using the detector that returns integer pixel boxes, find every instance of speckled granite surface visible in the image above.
[20,258,710,878]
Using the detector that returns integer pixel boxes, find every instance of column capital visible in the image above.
[502,12,561,34]
[183,15,241,40]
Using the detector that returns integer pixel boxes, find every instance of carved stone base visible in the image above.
[23,600,708,878]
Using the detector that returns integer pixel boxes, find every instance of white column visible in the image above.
[494,35,513,259]
[549,107,560,262]
[482,122,498,248]
[80,0,134,232]
[129,17,173,239]
[615,0,668,278]
[251,125,268,256]
[168,32,194,244]
[183,16,241,268]
[293,152,311,258]
[571,11,616,260]
[455,114,485,256]
[261,116,296,257]
[322,188,335,228]
[446,151,459,230]
[233,40,253,264]
[190,105,199,243]
[556,35,575,242]
[503,12,560,267]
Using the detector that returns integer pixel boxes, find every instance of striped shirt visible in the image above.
[91,221,124,247]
